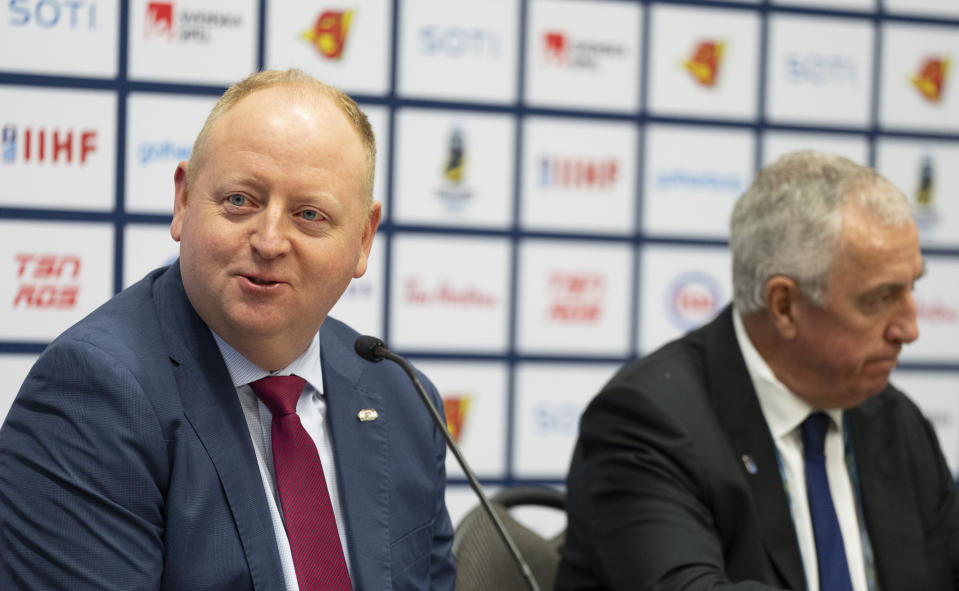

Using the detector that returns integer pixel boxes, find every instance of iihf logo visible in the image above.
[1,124,98,165]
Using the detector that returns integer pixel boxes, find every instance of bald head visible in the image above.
[186,68,376,208]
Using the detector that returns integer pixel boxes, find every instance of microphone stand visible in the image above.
[356,337,541,591]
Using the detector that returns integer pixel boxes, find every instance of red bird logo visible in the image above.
[684,40,726,87]
[302,10,354,59]
[911,56,950,103]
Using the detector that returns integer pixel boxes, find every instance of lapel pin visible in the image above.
[741,454,758,475]
[357,408,379,422]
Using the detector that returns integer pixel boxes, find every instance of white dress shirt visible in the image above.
[732,310,868,591]
[212,331,352,591]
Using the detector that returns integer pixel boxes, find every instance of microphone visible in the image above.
[353,335,541,591]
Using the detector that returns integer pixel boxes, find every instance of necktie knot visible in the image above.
[249,375,306,417]
[802,411,831,458]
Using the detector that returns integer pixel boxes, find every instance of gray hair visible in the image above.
[730,150,913,313]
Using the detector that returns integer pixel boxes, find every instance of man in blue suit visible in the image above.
[0,69,456,590]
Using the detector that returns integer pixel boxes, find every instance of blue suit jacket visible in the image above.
[0,263,456,590]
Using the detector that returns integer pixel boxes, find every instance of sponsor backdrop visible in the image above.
[3,0,959,526]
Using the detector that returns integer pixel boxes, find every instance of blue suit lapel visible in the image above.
[154,263,286,590]
[321,320,392,591]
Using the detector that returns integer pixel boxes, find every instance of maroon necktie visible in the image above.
[249,375,352,590]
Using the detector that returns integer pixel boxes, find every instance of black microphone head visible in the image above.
[354,335,387,362]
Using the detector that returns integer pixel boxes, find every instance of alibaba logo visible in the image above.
[684,40,725,87]
[302,10,354,59]
[442,394,473,443]
[911,56,950,103]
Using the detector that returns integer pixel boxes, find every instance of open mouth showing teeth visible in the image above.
[247,276,278,286]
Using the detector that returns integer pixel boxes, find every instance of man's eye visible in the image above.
[301,209,319,221]
[228,194,246,207]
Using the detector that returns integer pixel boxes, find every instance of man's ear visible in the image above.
[353,201,382,279]
[170,161,189,242]
[764,276,800,340]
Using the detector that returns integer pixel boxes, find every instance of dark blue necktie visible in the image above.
[802,412,854,591]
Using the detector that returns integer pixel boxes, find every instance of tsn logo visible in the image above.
[13,253,81,309]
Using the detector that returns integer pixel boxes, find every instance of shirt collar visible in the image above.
[732,307,843,438]
[211,330,325,396]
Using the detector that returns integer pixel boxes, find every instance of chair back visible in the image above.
[452,486,566,591]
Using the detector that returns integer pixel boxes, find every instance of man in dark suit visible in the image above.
[0,69,456,590]
[557,151,959,590]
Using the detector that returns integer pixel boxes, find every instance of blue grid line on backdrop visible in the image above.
[2,0,959,491]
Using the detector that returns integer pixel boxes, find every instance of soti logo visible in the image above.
[913,153,940,230]
[144,1,242,43]
[540,30,625,70]
[436,127,472,211]
[1,125,97,165]
[13,253,81,310]
[301,10,354,60]
[911,56,950,103]
[785,52,858,86]
[418,25,500,59]
[7,0,97,30]
[531,401,580,437]
[547,270,605,324]
[441,393,473,443]
[684,40,725,87]
[539,156,619,190]
[665,271,723,331]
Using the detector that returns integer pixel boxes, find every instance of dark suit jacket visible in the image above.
[557,306,959,590]
[0,263,456,590]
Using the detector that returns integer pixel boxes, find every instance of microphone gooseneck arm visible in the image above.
[353,336,541,591]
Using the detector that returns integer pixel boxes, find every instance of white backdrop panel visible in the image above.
[521,116,638,234]
[516,239,633,355]
[647,4,760,121]
[265,0,392,96]
[389,234,511,353]
[642,124,754,239]
[393,108,515,229]
[524,0,642,113]
[638,244,732,355]
[1,86,116,211]
[0,220,114,342]
[0,0,119,78]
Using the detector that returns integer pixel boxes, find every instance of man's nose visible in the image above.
[888,291,920,345]
[249,208,291,259]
